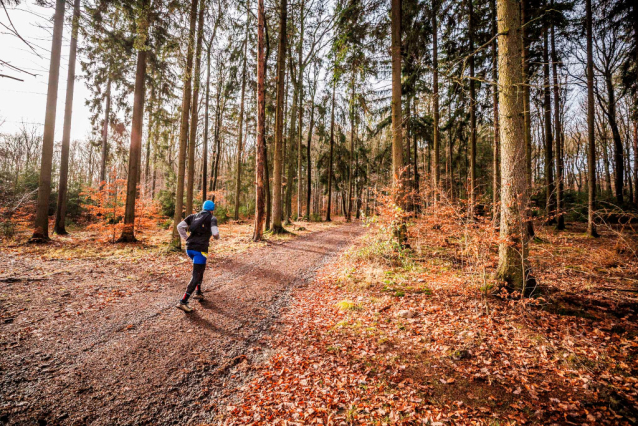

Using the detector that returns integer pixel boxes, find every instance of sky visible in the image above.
[1,1,96,141]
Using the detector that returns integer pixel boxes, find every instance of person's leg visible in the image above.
[194,252,207,295]
[180,251,207,305]
[181,263,205,303]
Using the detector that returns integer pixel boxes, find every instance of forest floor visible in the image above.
[221,215,638,425]
[2,215,638,425]
[0,219,362,425]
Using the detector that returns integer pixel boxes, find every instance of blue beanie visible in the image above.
[203,200,215,212]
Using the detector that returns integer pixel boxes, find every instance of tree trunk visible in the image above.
[100,78,112,187]
[202,4,221,202]
[432,1,440,203]
[604,72,624,204]
[468,0,477,215]
[171,0,199,249]
[521,0,535,237]
[144,84,155,191]
[118,45,148,243]
[491,0,500,222]
[551,20,565,229]
[406,97,412,186]
[326,77,336,221]
[284,65,298,225]
[634,121,638,207]
[265,140,272,230]
[272,0,288,232]
[586,0,598,236]
[54,0,80,236]
[31,0,65,242]
[253,0,267,241]
[296,0,306,221]
[293,85,303,222]
[202,41,211,202]
[543,22,555,224]
[391,0,403,199]
[186,0,206,216]
[413,104,419,193]
[210,70,225,193]
[305,89,315,219]
[347,69,355,222]
[235,2,250,220]
[496,0,533,292]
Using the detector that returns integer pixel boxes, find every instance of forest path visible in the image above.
[0,222,364,425]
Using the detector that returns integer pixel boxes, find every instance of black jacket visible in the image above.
[185,210,217,252]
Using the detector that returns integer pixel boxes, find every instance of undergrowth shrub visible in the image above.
[0,220,15,239]
[156,189,175,218]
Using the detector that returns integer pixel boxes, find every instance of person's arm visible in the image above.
[211,216,220,240]
[177,220,189,241]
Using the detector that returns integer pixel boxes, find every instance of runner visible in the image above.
[176,200,220,312]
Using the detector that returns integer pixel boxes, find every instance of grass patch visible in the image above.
[335,299,363,311]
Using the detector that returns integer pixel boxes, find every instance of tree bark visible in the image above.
[253,0,267,241]
[210,68,226,194]
[496,0,533,292]
[296,0,306,221]
[305,84,316,219]
[551,19,565,229]
[586,0,598,237]
[491,0,500,222]
[202,3,222,202]
[326,77,336,221]
[634,121,638,207]
[100,78,112,188]
[413,101,419,193]
[603,72,624,204]
[284,61,298,225]
[521,0,535,237]
[171,0,199,249]
[235,1,250,220]
[431,1,440,203]
[272,0,288,232]
[296,95,303,221]
[468,0,477,215]
[54,0,81,236]
[144,84,155,190]
[347,69,355,221]
[391,0,403,200]
[31,0,65,242]
[202,41,211,202]
[118,45,148,242]
[186,0,206,216]
[543,21,555,224]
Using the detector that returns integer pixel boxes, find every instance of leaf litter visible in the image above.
[223,215,638,425]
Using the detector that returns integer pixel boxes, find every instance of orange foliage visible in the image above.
[81,172,162,242]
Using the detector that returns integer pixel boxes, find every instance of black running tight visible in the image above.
[182,263,206,302]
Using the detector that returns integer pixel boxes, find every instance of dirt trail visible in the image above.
[0,223,363,425]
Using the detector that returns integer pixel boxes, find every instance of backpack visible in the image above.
[188,211,211,235]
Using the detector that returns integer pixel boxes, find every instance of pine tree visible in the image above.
[30,0,66,242]
[54,0,81,235]
[253,0,267,241]
[272,0,288,233]
[586,0,598,237]
[171,0,199,249]
[119,0,152,243]
[185,0,206,216]
[496,0,533,292]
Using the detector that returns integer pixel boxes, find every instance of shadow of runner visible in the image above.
[182,310,245,342]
